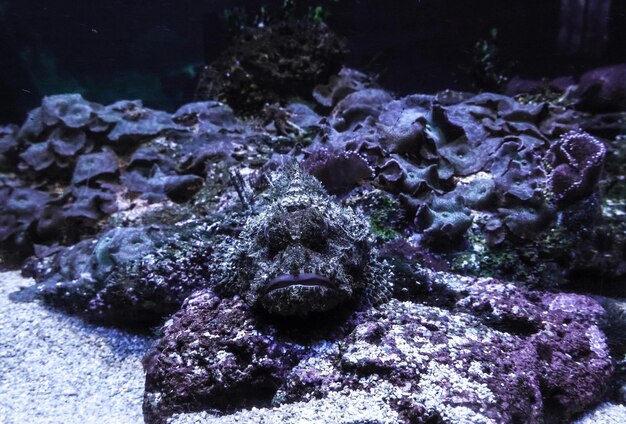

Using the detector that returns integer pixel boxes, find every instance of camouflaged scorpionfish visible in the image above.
[213,163,391,316]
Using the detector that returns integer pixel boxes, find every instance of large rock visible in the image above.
[575,64,626,112]
[30,222,215,327]
[143,271,613,423]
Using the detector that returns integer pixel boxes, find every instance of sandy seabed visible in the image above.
[0,270,152,424]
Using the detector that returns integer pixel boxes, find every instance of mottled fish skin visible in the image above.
[212,162,391,316]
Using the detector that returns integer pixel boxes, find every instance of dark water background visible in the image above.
[1,0,625,123]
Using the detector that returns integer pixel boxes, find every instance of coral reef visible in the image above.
[309,81,623,290]
[328,90,562,251]
[1,62,624,423]
[3,69,622,314]
[0,95,255,260]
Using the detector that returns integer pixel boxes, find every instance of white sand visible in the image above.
[169,389,400,424]
[0,271,153,424]
[573,403,626,424]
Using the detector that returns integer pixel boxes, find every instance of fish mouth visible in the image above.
[262,273,337,295]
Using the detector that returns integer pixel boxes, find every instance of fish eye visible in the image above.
[263,221,292,254]
[300,214,328,252]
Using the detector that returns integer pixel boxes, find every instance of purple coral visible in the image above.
[71,151,119,185]
[330,89,393,132]
[41,94,99,128]
[414,195,472,248]
[0,188,51,242]
[547,130,606,207]
[0,125,18,171]
[302,148,374,196]
[377,157,441,197]
[313,68,378,108]
[121,148,203,203]
[376,96,433,156]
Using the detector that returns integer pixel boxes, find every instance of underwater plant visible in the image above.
[465,28,511,92]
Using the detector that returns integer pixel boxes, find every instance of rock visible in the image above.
[143,270,612,423]
[195,20,346,115]
[575,64,626,112]
[31,222,215,327]
[143,291,312,423]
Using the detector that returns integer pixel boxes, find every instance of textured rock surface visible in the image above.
[24,221,216,327]
[195,19,346,115]
[575,64,626,112]
[573,402,626,424]
[143,290,315,422]
[144,270,612,423]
